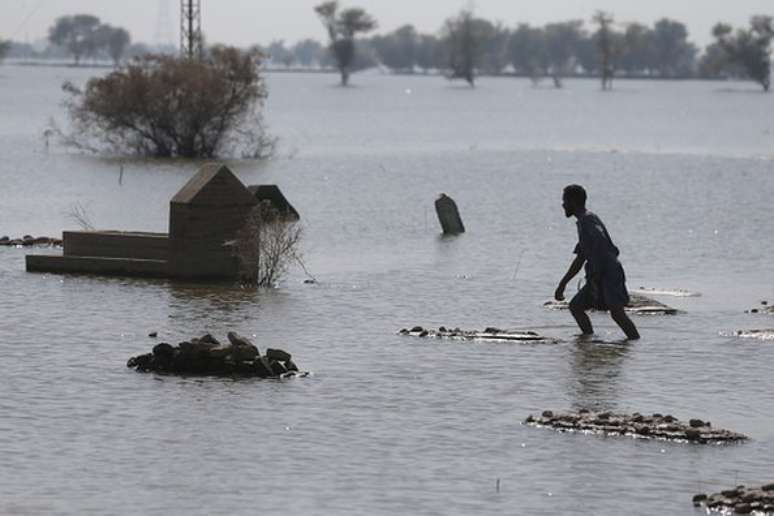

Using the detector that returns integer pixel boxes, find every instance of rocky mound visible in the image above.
[693,482,774,514]
[524,410,747,444]
[127,332,305,378]
[0,235,62,247]
[399,326,555,342]
[544,293,678,315]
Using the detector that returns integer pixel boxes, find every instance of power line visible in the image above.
[11,0,48,39]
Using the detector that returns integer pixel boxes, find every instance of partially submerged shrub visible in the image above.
[233,202,303,287]
[59,46,275,158]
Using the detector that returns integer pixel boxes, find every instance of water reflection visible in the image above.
[568,341,630,411]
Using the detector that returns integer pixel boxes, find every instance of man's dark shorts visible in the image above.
[569,262,630,311]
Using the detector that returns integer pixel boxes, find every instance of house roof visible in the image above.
[171,163,256,206]
[246,184,300,220]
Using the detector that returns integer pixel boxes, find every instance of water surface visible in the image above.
[1,66,773,515]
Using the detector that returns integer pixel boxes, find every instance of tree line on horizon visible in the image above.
[0,6,771,90]
[264,6,773,90]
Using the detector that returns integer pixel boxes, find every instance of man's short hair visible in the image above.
[563,184,587,206]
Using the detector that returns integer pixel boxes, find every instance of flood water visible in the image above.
[1,65,774,515]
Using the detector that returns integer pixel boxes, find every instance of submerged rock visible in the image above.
[400,325,555,342]
[0,235,62,247]
[745,301,774,315]
[734,329,774,341]
[694,482,774,514]
[631,287,701,297]
[127,332,306,379]
[544,293,679,315]
[524,410,748,444]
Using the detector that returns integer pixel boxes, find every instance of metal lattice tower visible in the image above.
[180,0,203,60]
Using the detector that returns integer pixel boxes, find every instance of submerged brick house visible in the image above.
[26,163,297,280]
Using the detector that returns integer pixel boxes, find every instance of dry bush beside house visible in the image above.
[232,202,303,287]
[59,46,275,158]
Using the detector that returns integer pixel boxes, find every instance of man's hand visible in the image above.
[554,284,566,301]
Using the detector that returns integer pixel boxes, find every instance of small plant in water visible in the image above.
[232,202,304,287]
[67,202,95,231]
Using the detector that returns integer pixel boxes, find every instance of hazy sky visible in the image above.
[4,0,773,48]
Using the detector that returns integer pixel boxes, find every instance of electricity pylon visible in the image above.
[180,0,203,60]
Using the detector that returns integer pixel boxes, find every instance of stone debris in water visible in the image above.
[693,482,774,514]
[544,293,679,315]
[524,410,748,443]
[398,326,555,342]
[127,332,306,379]
[734,329,774,341]
[631,287,701,297]
[745,300,774,315]
[0,235,62,247]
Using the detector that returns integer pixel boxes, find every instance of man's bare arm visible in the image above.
[555,255,585,301]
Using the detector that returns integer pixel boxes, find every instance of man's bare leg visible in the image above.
[570,305,594,336]
[609,306,640,340]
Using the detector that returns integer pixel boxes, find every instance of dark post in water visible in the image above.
[435,193,465,235]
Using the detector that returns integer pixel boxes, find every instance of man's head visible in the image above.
[562,184,587,218]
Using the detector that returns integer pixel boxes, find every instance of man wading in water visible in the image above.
[554,185,640,340]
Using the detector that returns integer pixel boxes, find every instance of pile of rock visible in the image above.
[399,326,553,342]
[745,300,774,315]
[0,235,62,247]
[543,293,678,315]
[693,482,774,514]
[734,329,774,340]
[524,410,748,444]
[631,287,701,297]
[127,332,305,378]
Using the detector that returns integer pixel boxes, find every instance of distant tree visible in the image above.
[543,20,585,87]
[698,42,742,78]
[478,22,510,75]
[416,34,441,73]
[266,40,291,67]
[48,14,101,65]
[350,37,378,71]
[0,39,10,62]
[292,39,325,67]
[59,47,273,158]
[509,24,548,83]
[442,9,494,86]
[620,23,654,75]
[107,27,130,65]
[651,18,696,77]
[575,32,598,75]
[592,11,623,89]
[315,1,377,85]
[95,25,130,65]
[712,16,773,91]
[125,42,152,60]
[372,25,418,72]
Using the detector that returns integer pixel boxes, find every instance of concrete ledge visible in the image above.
[26,255,169,277]
[63,231,169,260]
